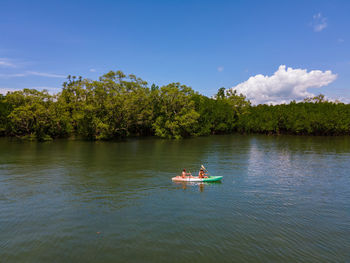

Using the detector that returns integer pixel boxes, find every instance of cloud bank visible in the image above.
[231,65,337,105]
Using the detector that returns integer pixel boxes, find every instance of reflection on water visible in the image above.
[173,181,222,192]
[0,135,350,262]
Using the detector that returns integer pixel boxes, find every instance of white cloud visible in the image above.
[90,68,96,72]
[0,73,27,78]
[313,13,322,19]
[0,58,16,68]
[217,66,224,72]
[231,65,337,105]
[26,71,66,78]
[312,13,327,32]
[0,88,11,95]
[0,88,21,95]
[0,71,66,78]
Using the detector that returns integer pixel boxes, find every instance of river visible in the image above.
[0,135,349,262]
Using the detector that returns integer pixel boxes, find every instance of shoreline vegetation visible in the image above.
[1,70,349,141]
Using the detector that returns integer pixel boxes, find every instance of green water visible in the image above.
[0,135,349,262]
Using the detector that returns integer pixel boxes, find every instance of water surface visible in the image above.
[0,135,349,262]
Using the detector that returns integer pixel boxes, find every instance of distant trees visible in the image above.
[0,70,349,140]
[237,100,350,135]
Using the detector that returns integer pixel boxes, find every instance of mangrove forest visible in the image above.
[1,70,349,141]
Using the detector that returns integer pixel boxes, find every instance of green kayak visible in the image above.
[172,176,223,182]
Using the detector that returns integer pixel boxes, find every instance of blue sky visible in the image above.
[1,0,349,103]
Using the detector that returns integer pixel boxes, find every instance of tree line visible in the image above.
[0,71,349,140]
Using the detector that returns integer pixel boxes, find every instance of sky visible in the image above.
[1,0,350,104]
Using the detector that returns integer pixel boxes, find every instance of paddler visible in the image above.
[198,168,208,179]
[181,168,192,178]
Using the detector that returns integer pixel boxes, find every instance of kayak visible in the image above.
[172,176,223,182]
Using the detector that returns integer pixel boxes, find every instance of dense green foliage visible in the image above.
[237,98,350,135]
[0,71,349,140]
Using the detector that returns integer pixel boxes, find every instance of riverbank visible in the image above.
[2,131,350,143]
